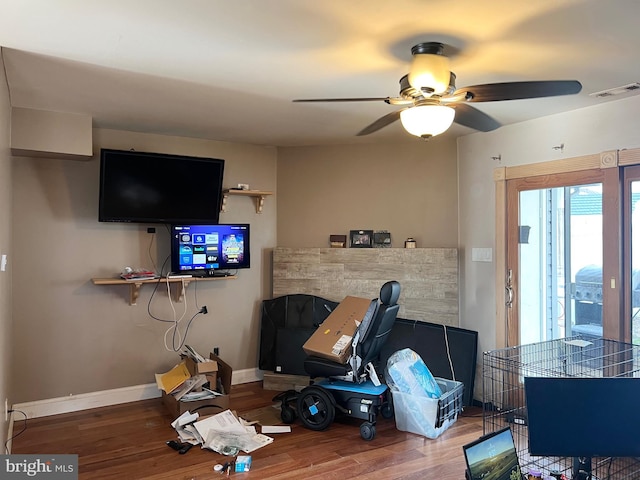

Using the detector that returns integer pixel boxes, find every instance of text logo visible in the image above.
[1,455,78,479]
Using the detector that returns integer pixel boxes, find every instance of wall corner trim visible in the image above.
[600,150,619,168]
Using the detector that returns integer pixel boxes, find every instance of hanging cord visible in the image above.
[4,409,27,454]
[0,48,13,105]
[443,325,456,382]
[147,254,175,322]
[144,254,191,351]
[169,309,205,352]
[147,229,158,274]
[162,276,189,352]
[143,232,206,351]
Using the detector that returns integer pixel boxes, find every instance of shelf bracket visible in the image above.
[220,189,272,214]
[220,193,229,213]
[129,282,143,306]
[174,280,192,303]
[254,195,266,214]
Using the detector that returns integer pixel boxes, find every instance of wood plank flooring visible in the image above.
[10,382,483,479]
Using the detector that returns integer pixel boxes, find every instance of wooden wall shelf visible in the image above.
[91,276,236,305]
[221,189,273,214]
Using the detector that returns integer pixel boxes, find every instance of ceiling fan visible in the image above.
[293,42,582,139]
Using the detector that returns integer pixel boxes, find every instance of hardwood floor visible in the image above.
[10,382,483,479]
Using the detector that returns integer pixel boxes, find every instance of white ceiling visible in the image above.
[1,0,639,147]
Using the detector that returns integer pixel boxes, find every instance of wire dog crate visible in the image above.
[483,337,640,479]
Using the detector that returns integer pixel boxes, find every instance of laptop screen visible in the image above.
[463,427,522,480]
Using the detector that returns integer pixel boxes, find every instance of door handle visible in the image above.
[505,269,513,308]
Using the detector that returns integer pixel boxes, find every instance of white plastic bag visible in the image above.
[386,348,442,398]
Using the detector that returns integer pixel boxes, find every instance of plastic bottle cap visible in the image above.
[213,464,224,472]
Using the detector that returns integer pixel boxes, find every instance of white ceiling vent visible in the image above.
[590,83,640,98]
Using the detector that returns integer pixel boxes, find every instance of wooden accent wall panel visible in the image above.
[272,247,459,326]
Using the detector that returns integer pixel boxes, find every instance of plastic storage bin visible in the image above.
[392,377,464,439]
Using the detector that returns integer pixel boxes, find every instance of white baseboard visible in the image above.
[233,367,263,385]
[13,367,263,419]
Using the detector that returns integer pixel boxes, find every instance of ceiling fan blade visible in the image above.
[454,80,582,102]
[293,97,413,106]
[356,110,403,136]
[293,97,392,103]
[453,104,501,132]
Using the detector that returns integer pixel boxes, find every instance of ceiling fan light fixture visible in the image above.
[400,105,455,138]
[408,42,450,96]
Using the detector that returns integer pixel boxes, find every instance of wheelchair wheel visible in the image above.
[381,402,394,419]
[281,404,296,424]
[296,386,335,431]
[360,421,376,441]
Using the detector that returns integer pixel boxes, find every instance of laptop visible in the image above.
[462,426,522,480]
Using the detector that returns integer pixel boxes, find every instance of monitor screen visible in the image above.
[99,149,225,224]
[525,376,640,458]
[170,224,250,275]
[463,426,521,480]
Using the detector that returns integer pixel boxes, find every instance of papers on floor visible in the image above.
[180,387,223,402]
[172,374,208,401]
[171,411,203,445]
[172,409,274,455]
[261,425,291,434]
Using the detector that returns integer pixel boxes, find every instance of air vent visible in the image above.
[589,82,640,98]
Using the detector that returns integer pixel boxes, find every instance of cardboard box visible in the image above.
[162,353,233,417]
[184,356,219,375]
[302,296,374,364]
[184,356,218,389]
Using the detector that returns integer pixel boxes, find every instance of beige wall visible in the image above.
[458,94,640,364]
[0,50,13,445]
[11,128,277,403]
[10,125,459,405]
[276,139,458,249]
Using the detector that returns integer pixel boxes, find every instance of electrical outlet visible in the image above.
[4,398,8,422]
[214,347,220,356]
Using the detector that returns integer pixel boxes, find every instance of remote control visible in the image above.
[179,443,193,454]
[166,440,183,451]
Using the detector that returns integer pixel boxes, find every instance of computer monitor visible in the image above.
[463,426,522,480]
[524,376,640,479]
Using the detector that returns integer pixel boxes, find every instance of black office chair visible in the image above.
[278,280,401,440]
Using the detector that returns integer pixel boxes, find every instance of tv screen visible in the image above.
[99,149,225,224]
[171,224,250,276]
[525,376,640,458]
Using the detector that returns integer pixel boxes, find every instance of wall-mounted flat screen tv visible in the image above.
[99,149,225,224]
[170,224,250,276]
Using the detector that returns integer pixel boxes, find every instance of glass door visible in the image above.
[518,185,603,345]
[506,170,605,346]
[624,165,640,344]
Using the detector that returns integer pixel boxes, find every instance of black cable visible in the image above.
[171,310,204,351]
[147,254,176,323]
[147,228,157,273]
[145,225,208,349]
[191,404,224,414]
[4,409,27,454]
